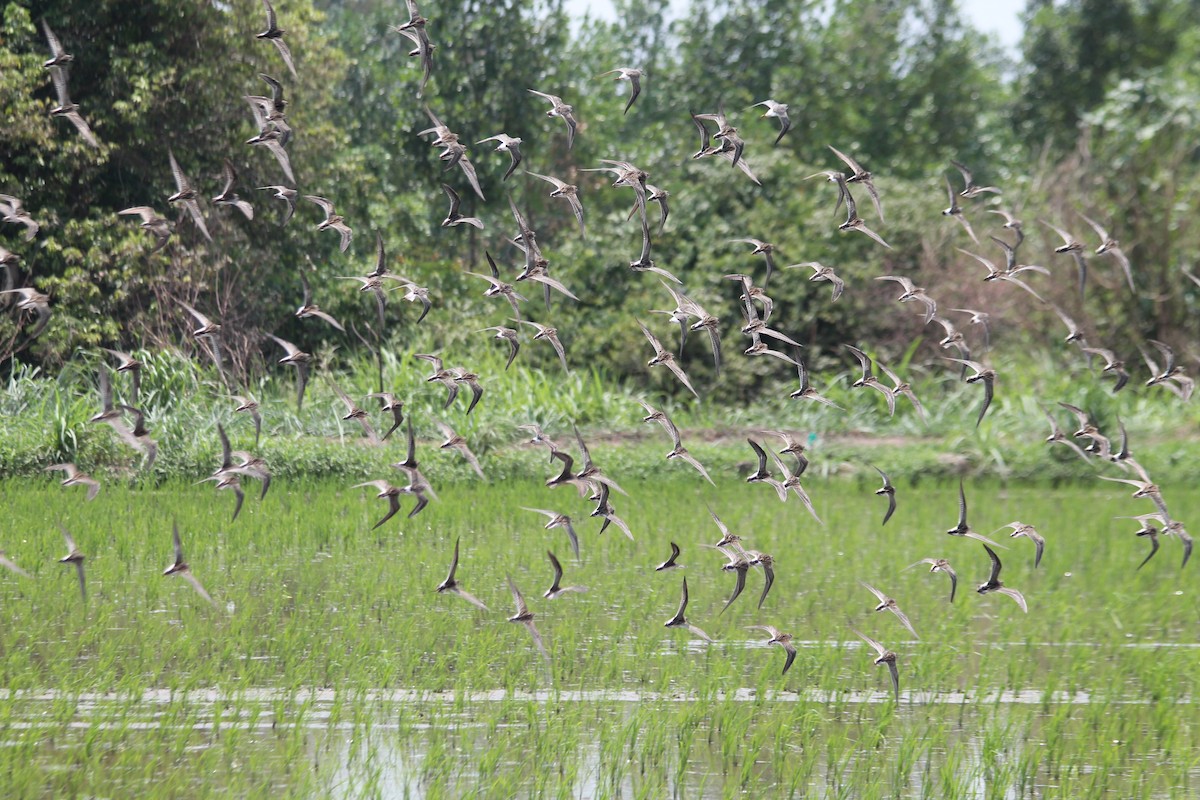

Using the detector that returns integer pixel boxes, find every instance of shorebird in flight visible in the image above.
[528,88,579,149]
[0,549,31,579]
[352,479,406,530]
[942,177,977,243]
[665,577,713,643]
[748,625,797,674]
[859,581,919,639]
[305,195,354,252]
[905,558,957,603]
[45,463,101,501]
[164,522,216,605]
[945,481,1003,546]
[476,133,523,181]
[507,575,551,664]
[829,145,883,220]
[637,320,698,398]
[521,507,581,561]
[977,544,1029,613]
[366,393,405,440]
[328,378,382,445]
[599,67,643,114]
[58,524,87,602]
[118,207,172,253]
[999,522,1045,568]
[789,359,841,408]
[751,100,790,145]
[943,357,996,428]
[257,0,297,77]
[543,551,587,599]
[436,422,485,479]
[40,20,74,69]
[440,184,483,229]
[656,541,683,572]
[166,150,211,241]
[950,160,1001,198]
[1079,213,1135,292]
[436,537,488,610]
[870,464,896,526]
[266,334,311,411]
[47,66,99,148]
[851,628,899,701]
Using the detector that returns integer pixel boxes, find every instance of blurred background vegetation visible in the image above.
[1,0,1199,415]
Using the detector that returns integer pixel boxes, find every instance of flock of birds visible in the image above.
[1,1,1195,699]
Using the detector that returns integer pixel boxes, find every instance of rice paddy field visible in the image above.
[0,476,1196,798]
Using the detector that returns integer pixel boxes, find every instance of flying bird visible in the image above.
[40,20,74,68]
[844,344,897,416]
[748,625,797,674]
[543,550,587,599]
[231,395,263,448]
[728,237,778,286]
[0,194,40,241]
[656,541,683,572]
[436,422,485,479]
[943,357,996,428]
[352,479,405,530]
[829,145,883,221]
[258,185,297,225]
[665,577,713,643]
[851,628,899,701]
[506,575,551,664]
[57,524,87,602]
[751,100,791,145]
[526,171,585,237]
[905,558,957,603]
[521,507,581,561]
[476,133,523,181]
[1000,522,1045,568]
[164,522,215,605]
[265,334,311,411]
[950,160,1001,198]
[636,320,699,398]
[945,481,1003,546]
[519,320,569,373]
[481,326,520,371]
[328,378,382,445]
[860,581,919,639]
[788,261,845,302]
[527,88,579,149]
[0,549,31,579]
[295,274,345,332]
[211,159,254,220]
[366,392,405,440]
[167,150,212,241]
[440,184,483,229]
[436,537,488,611]
[256,0,297,77]
[45,463,100,501]
[790,359,841,408]
[977,544,1029,613]
[942,177,977,243]
[47,66,99,148]
[870,464,896,526]
[118,207,172,253]
[305,195,354,252]
[599,67,643,114]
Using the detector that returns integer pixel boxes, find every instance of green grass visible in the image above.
[0,478,1195,797]
[4,343,1200,489]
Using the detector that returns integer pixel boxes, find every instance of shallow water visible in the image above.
[3,686,1194,799]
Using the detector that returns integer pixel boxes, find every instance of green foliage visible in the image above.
[2,0,1198,404]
